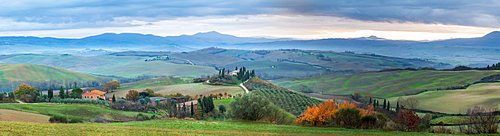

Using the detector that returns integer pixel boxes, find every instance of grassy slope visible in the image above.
[0,120,440,136]
[117,77,192,91]
[110,83,244,98]
[276,70,500,98]
[0,64,100,83]
[389,83,500,114]
[0,54,216,78]
[0,104,153,122]
[0,109,50,123]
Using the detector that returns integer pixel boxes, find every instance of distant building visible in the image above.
[82,90,106,100]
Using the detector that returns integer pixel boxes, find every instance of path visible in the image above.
[239,80,250,94]
[15,100,26,104]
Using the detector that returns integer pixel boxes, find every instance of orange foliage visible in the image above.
[295,100,375,126]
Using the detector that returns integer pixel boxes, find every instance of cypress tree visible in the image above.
[112,94,116,102]
[190,101,195,117]
[383,99,387,109]
[59,86,65,99]
[369,97,372,104]
[387,101,391,111]
[48,89,53,102]
[396,101,400,113]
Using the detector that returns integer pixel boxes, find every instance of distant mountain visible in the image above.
[0,31,499,65]
[164,31,288,48]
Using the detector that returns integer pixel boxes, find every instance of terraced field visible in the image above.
[389,83,500,114]
[276,70,500,98]
[0,120,437,136]
[110,83,244,98]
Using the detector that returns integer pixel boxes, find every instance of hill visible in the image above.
[0,54,216,78]
[244,78,322,116]
[109,82,244,98]
[0,109,50,123]
[275,70,500,98]
[112,48,449,80]
[0,120,432,136]
[0,104,155,122]
[0,64,102,91]
[389,83,500,114]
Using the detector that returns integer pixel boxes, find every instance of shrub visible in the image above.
[49,115,68,123]
[335,108,361,128]
[394,109,421,131]
[360,115,377,129]
[432,126,454,134]
[459,106,498,134]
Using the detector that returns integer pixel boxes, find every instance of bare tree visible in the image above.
[459,106,498,134]
[397,97,419,109]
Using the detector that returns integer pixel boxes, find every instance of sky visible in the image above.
[0,0,499,41]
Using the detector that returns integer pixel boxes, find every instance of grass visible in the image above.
[0,54,216,78]
[214,98,235,112]
[0,119,443,136]
[0,104,154,122]
[276,70,500,98]
[0,63,100,84]
[117,76,192,91]
[0,109,50,123]
[389,83,500,114]
[110,83,245,98]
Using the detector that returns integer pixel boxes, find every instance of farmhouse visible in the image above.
[82,90,106,100]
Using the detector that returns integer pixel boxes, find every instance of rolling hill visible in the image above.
[389,83,500,114]
[0,54,216,78]
[108,77,244,98]
[111,48,449,80]
[0,64,102,91]
[275,70,500,98]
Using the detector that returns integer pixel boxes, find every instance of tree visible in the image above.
[125,90,140,101]
[70,88,83,98]
[14,84,39,103]
[103,80,120,92]
[47,89,54,102]
[112,94,116,102]
[59,86,65,99]
[387,101,391,111]
[398,97,419,109]
[219,105,226,114]
[395,109,421,131]
[231,93,293,124]
[383,99,387,109]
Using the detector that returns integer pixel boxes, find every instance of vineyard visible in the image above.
[244,78,322,115]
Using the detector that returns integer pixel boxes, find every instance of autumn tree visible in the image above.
[103,80,120,92]
[395,109,421,131]
[14,84,39,103]
[125,90,140,101]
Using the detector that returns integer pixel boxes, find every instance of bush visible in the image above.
[394,109,421,131]
[335,108,361,128]
[432,126,454,134]
[360,115,377,129]
[49,115,68,123]
[230,93,294,124]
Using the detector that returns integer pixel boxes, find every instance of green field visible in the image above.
[117,76,193,91]
[389,83,500,114]
[0,104,154,122]
[0,54,216,78]
[0,119,440,136]
[110,83,244,98]
[276,70,500,98]
[0,64,102,91]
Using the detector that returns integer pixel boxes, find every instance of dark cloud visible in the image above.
[0,0,499,27]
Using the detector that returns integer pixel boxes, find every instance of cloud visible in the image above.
[0,0,499,28]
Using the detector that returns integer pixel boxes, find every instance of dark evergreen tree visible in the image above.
[396,101,400,113]
[190,101,195,117]
[387,101,391,111]
[369,97,372,104]
[59,86,65,99]
[383,99,387,109]
[47,89,53,102]
[112,94,116,102]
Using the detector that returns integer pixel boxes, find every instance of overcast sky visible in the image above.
[0,0,499,40]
